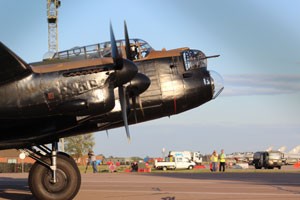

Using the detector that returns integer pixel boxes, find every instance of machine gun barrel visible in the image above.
[200,54,220,60]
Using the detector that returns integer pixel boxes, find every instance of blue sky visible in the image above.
[1,0,299,157]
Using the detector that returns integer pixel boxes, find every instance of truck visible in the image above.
[253,151,284,169]
[168,151,203,165]
[154,157,196,171]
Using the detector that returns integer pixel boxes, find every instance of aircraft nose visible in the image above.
[209,70,224,99]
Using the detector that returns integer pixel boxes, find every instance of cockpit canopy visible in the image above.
[182,49,207,70]
[49,39,153,61]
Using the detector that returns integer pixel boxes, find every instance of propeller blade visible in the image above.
[138,96,145,117]
[124,21,133,61]
[132,96,138,123]
[118,86,131,142]
[110,22,123,69]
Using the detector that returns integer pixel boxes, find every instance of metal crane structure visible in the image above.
[47,0,61,53]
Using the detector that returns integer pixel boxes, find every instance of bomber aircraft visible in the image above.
[0,22,223,199]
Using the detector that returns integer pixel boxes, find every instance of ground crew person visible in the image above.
[210,150,218,172]
[88,150,98,173]
[219,149,226,172]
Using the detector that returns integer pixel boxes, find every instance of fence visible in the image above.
[0,163,33,173]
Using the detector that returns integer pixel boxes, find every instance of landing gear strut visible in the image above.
[21,142,81,200]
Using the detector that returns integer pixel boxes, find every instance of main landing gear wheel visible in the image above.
[28,154,81,200]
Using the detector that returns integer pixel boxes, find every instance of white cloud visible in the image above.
[222,74,300,96]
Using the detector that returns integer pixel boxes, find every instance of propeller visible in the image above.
[110,22,137,141]
[123,21,150,123]
[124,21,133,61]
[118,85,130,140]
[106,130,109,138]
[126,73,150,123]
[110,21,150,140]
[110,23,123,69]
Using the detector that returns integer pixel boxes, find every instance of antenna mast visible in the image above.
[47,0,61,53]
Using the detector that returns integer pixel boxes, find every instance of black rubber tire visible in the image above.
[188,165,193,170]
[57,152,78,169]
[28,154,81,200]
[255,164,261,169]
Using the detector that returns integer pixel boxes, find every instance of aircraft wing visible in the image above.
[0,42,32,85]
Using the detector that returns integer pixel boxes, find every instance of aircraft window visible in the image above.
[183,50,207,71]
[85,45,98,53]
[56,51,69,59]
[123,39,153,60]
[138,40,152,58]
[52,38,153,60]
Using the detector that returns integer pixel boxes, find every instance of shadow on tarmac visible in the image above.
[0,177,33,200]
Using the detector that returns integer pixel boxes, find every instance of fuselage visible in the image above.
[0,63,115,118]
[0,39,223,149]
[96,53,215,128]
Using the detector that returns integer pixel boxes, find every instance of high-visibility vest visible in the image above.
[220,153,226,162]
[211,155,218,162]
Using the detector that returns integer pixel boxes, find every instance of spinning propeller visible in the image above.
[124,21,151,123]
[110,21,150,141]
[110,22,136,141]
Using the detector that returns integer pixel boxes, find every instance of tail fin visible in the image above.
[266,146,273,151]
[289,145,300,154]
[0,42,32,85]
[278,146,286,152]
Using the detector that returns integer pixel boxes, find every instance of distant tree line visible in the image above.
[64,133,95,161]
